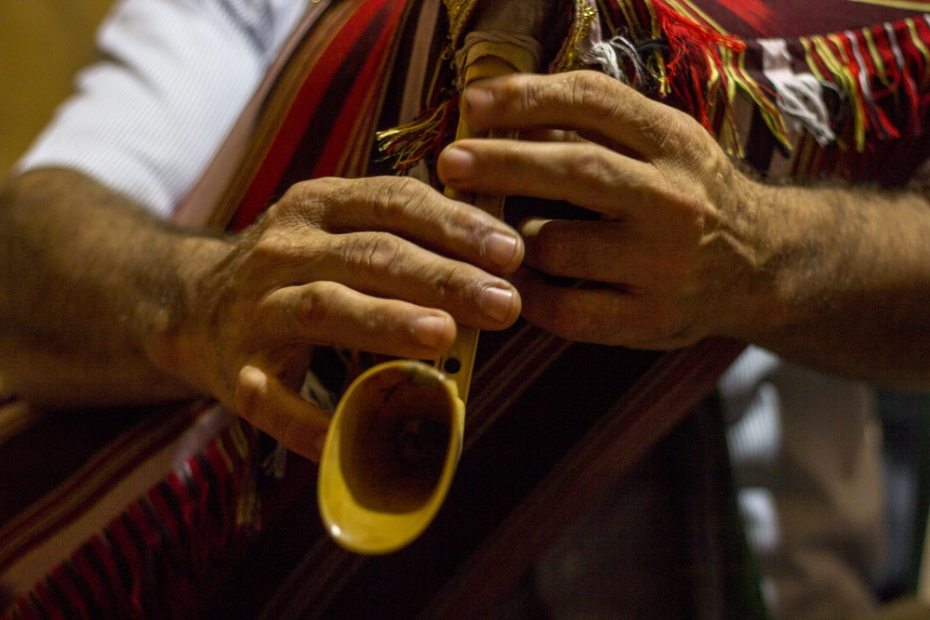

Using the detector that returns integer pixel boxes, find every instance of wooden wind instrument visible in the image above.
[316,1,552,555]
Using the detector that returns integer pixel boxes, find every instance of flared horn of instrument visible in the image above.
[317,0,553,555]
[318,360,464,554]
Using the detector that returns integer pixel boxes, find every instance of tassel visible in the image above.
[881,21,922,137]
[377,94,460,179]
[652,0,746,128]
[231,421,261,533]
[760,38,835,145]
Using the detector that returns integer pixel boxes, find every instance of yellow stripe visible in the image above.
[847,0,930,11]
[613,0,640,35]
[827,33,868,150]
[862,27,893,91]
[669,0,731,36]
[905,17,930,86]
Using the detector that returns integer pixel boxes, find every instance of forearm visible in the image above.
[0,168,221,407]
[739,178,930,389]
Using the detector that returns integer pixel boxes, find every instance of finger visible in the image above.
[511,268,692,350]
[262,281,463,359]
[460,71,698,161]
[235,365,331,461]
[438,139,662,217]
[518,217,659,285]
[518,128,583,143]
[282,176,523,274]
[291,233,522,329]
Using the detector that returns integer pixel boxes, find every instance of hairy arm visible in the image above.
[745,178,930,389]
[0,168,208,406]
[0,168,523,458]
[438,71,930,390]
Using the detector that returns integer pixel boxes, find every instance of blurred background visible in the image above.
[0,0,113,174]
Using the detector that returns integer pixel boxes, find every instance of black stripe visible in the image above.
[274,3,394,195]
[368,0,449,177]
[120,511,166,615]
[140,497,182,573]
[79,540,120,613]
[195,452,225,532]
[40,572,70,618]
[62,559,102,616]
[103,527,135,602]
[27,591,53,620]
[155,480,190,557]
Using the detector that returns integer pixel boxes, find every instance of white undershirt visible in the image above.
[17,0,307,217]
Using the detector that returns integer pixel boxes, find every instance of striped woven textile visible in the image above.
[0,401,251,618]
[0,2,413,618]
[3,0,929,618]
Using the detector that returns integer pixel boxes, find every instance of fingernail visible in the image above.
[480,286,516,323]
[238,365,267,392]
[441,146,475,180]
[484,232,519,268]
[413,315,449,349]
[464,86,492,112]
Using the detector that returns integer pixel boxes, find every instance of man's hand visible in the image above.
[152,176,523,459]
[0,170,522,460]
[438,70,773,350]
[437,70,930,389]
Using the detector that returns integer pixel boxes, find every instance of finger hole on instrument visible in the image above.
[235,365,331,461]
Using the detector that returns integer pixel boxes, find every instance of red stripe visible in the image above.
[46,564,87,619]
[311,4,408,179]
[105,516,145,613]
[235,0,392,226]
[710,0,776,36]
[69,545,111,613]
[0,402,211,574]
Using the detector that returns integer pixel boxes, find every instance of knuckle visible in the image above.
[293,282,338,336]
[368,176,425,223]
[566,146,614,188]
[650,109,706,160]
[567,71,620,121]
[429,262,467,304]
[277,178,335,224]
[345,233,404,278]
[547,296,586,341]
[637,114,677,154]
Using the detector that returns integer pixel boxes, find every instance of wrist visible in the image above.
[713,174,808,343]
[143,234,233,400]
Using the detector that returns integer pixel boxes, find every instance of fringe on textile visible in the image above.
[378,0,930,176]
[2,416,258,620]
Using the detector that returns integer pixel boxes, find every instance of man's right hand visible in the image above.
[151,175,523,459]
